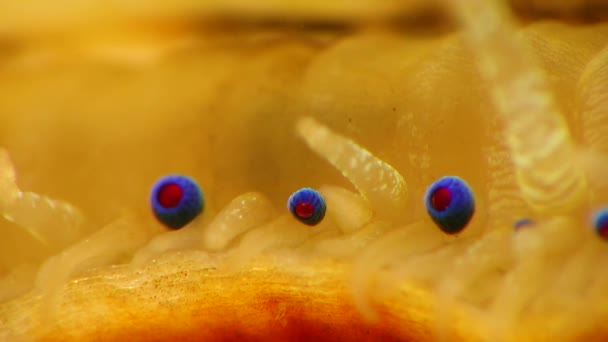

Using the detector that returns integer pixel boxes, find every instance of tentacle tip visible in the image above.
[295,116,316,134]
[0,148,20,207]
[295,116,330,143]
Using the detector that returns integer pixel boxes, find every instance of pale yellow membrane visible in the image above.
[447,0,588,214]
[577,45,608,154]
[0,1,607,341]
[575,45,608,203]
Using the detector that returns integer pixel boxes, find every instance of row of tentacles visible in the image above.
[0,0,604,275]
[0,110,606,341]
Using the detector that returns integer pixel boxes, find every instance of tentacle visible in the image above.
[296,117,408,222]
[445,0,587,214]
[314,220,391,259]
[130,226,205,266]
[318,185,373,234]
[35,216,159,323]
[134,192,276,264]
[390,236,470,287]
[202,192,277,251]
[226,215,314,268]
[0,149,85,248]
[35,216,159,290]
[350,221,445,321]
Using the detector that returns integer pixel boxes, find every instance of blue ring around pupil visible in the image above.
[150,174,204,230]
[593,209,608,240]
[514,218,534,230]
[424,176,475,235]
[287,188,326,226]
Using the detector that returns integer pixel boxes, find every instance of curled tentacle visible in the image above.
[296,116,408,222]
[446,0,587,214]
[318,185,373,234]
[203,192,276,251]
[0,149,85,248]
[314,219,391,259]
[134,192,277,264]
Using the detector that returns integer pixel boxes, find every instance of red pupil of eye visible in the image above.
[600,222,608,236]
[158,183,183,208]
[295,202,315,219]
[432,187,452,211]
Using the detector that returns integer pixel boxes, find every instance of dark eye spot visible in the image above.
[514,218,534,231]
[424,176,475,234]
[150,175,204,229]
[592,208,608,240]
[287,188,326,226]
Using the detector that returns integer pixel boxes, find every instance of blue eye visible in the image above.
[592,208,608,240]
[424,176,475,234]
[514,218,534,231]
[287,188,326,226]
[150,175,204,229]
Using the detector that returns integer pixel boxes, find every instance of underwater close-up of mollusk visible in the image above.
[1,0,608,341]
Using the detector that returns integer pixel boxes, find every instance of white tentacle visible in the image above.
[446,0,587,214]
[297,117,408,222]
